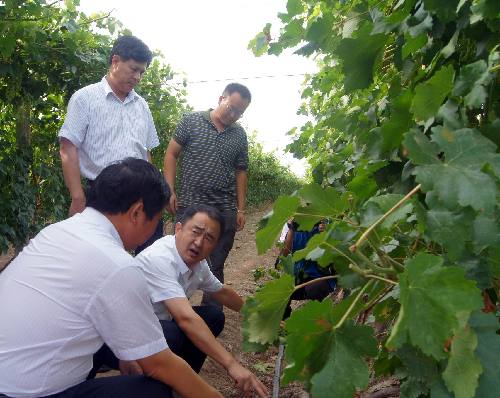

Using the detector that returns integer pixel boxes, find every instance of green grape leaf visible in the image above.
[452,59,493,109]
[244,274,295,345]
[248,24,271,56]
[283,300,335,384]
[413,127,499,212]
[294,184,349,231]
[310,322,378,398]
[400,377,430,398]
[361,193,414,230]
[256,195,300,254]
[402,33,428,59]
[381,89,413,151]
[387,253,482,359]
[425,208,472,260]
[337,23,387,92]
[469,311,500,397]
[424,0,460,22]
[473,212,500,252]
[397,344,440,384]
[437,100,463,129]
[442,324,482,398]
[286,0,303,17]
[453,60,490,95]
[441,30,459,59]
[403,128,440,165]
[241,297,269,353]
[410,65,455,121]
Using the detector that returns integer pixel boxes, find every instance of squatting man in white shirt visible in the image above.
[134,204,268,398]
[0,158,221,398]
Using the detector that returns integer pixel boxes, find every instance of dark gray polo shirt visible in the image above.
[173,111,248,211]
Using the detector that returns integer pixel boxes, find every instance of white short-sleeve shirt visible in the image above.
[135,235,223,321]
[58,77,160,180]
[0,208,168,398]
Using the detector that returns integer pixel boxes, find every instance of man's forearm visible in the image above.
[212,286,244,312]
[163,151,177,192]
[138,349,221,398]
[235,170,247,211]
[177,313,237,371]
[59,139,84,199]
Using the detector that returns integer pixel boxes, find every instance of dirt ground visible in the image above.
[196,204,307,397]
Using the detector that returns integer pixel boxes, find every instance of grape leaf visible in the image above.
[403,128,440,165]
[442,323,482,398]
[411,127,499,212]
[337,23,387,92]
[241,297,269,353]
[283,300,335,384]
[255,195,300,254]
[387,252,482,359]
[410,65,455,121]
[310,322,377,398]
[469,312,500,397]
[381,89,413,151]
[294,183,349,231]
[286,0,303,17]
[244,274,295,345]
[402,33,428,58]
[425,208,472,260]
[361,193,414,230]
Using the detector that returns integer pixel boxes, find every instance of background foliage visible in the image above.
[247,134,302,207]
[245,1,500,397]
[0,0,301,254]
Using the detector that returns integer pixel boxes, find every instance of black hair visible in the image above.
[179,204,226,237]
[108,35,153,66]
[222,83,252,102]
[87,158,170,220]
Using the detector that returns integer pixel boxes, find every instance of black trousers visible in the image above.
[39,376,172,398]
[175,207,237,307]
[89,306,224,376]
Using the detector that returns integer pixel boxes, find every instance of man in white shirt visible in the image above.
[58,35,162,253]
[0,159,221,398]
[135,204,268,398]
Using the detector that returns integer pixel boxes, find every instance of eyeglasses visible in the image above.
[223,100,245,118]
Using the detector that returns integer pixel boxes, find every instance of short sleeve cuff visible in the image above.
[58,130,83,148]
[114,337,168,361]
[151,290,187,304]
[203,280,223,293]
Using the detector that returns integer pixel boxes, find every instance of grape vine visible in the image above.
[243,1,500,397]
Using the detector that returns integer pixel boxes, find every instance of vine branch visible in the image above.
[334,280,373,330]
[350,184,421,253]
[294,275,339,291]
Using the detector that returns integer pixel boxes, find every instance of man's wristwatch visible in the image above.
[237,209,245,214]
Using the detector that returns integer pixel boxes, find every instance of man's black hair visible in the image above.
[108,35,153,66]
[179,204,226,238]
[222,83,251,102]
[87,158,170,220]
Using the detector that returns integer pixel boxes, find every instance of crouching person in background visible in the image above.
[0,158,221,398]
[134,204,268,398]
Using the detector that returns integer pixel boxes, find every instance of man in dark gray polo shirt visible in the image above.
[163,83,250,305]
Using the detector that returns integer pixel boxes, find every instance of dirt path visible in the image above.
[198,204,306,397]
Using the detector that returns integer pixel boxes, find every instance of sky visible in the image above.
[79,0,317,177]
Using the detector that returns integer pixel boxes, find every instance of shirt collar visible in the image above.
[100,76,139,102]
[80,207,124,248]
[202,109,238,130]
